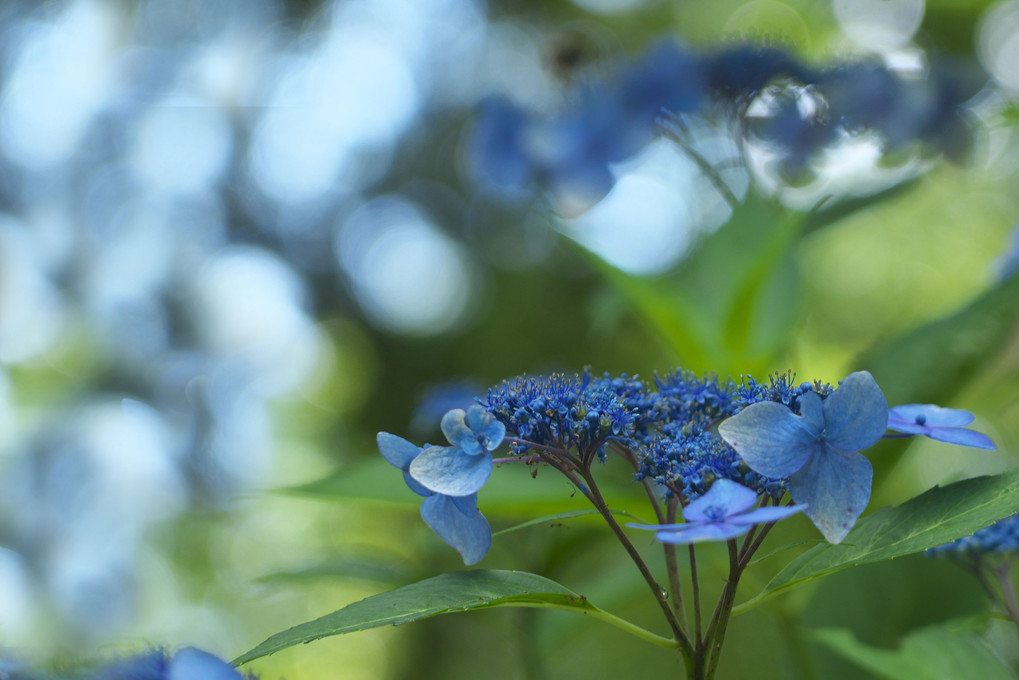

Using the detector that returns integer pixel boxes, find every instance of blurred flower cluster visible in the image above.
[0,647,254,680]
[471,40,984,213]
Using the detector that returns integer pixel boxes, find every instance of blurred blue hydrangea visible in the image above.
[471,38,982,210]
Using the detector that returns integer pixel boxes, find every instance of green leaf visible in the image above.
[492,508,645,537]
[234,570,677,665]
[734,469,1019,614]
[858,273,1019,406]
[810,623,1016,680]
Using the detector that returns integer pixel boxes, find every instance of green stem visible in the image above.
[660,117,740,209]
[664,496,689,631]
[705,540,742,679]
[581,468,694,661]
[690,544,702,647]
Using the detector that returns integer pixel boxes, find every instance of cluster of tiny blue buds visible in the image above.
[482,370,640,460]
[927,515,1019,559]
[482,369,816,502]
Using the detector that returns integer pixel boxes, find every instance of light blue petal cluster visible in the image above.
[887,404,996,450]
[377,403,503,565]
[627,479,806,545]
[718,371,887,544]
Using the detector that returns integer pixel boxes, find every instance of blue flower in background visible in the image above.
[97,647,252,680]
[718,371,888,544]
[886,404,996,450]
[377,428,493,565]
[927,514,1019,558]
[628,479,805,544]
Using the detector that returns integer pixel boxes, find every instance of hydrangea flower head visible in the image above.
[628,479,805,544]
[718,371,888,544]
[887,404,996,450]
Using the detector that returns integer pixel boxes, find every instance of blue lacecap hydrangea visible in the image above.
[380,367,994,561]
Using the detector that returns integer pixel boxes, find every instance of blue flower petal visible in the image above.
[466,404,506,451]
[451,492,480,515]
[926,426,997,450]
[441,409,484,456]
[168,648,242,680]
[402,471,431,498]
[822,371,888,451]
[889,404,974,429]
[799,391,824,430]
[728,504,807,526]
[655,522,750,544]
[718,401,819,478]
[420,494,491,565]
[789,445,872,544]
[683,479,758,522]
[377,432,422,471]
[409,446,493,496]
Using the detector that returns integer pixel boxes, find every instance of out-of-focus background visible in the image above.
[0,0,1018,678]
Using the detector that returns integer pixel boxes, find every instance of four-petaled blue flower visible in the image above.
[628,479,806,544]
[718,371,888,545]
[377,403,505,566]
[887,404,996,450]
[377,431,492,566]
[408,406,505,496]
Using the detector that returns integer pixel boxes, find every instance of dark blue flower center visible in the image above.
[914,414,927,426]
[703,504,727,522]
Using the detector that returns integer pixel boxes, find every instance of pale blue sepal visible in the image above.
[889,404,974,429]
[822,371,888,451]
[655,522,749,544]
[731,504,808,525]
[718,401,818,478]
[789,445,873,544]
[420,493,492,565]
[409,445,492,496]
[377,432,422,470]
[926,427,996,450]
[684,478,757,520]
[441,409,481,455]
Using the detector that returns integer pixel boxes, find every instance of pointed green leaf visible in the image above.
[234,569,676,665]
[735,468,1019,613]
[810,623,1015,680]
